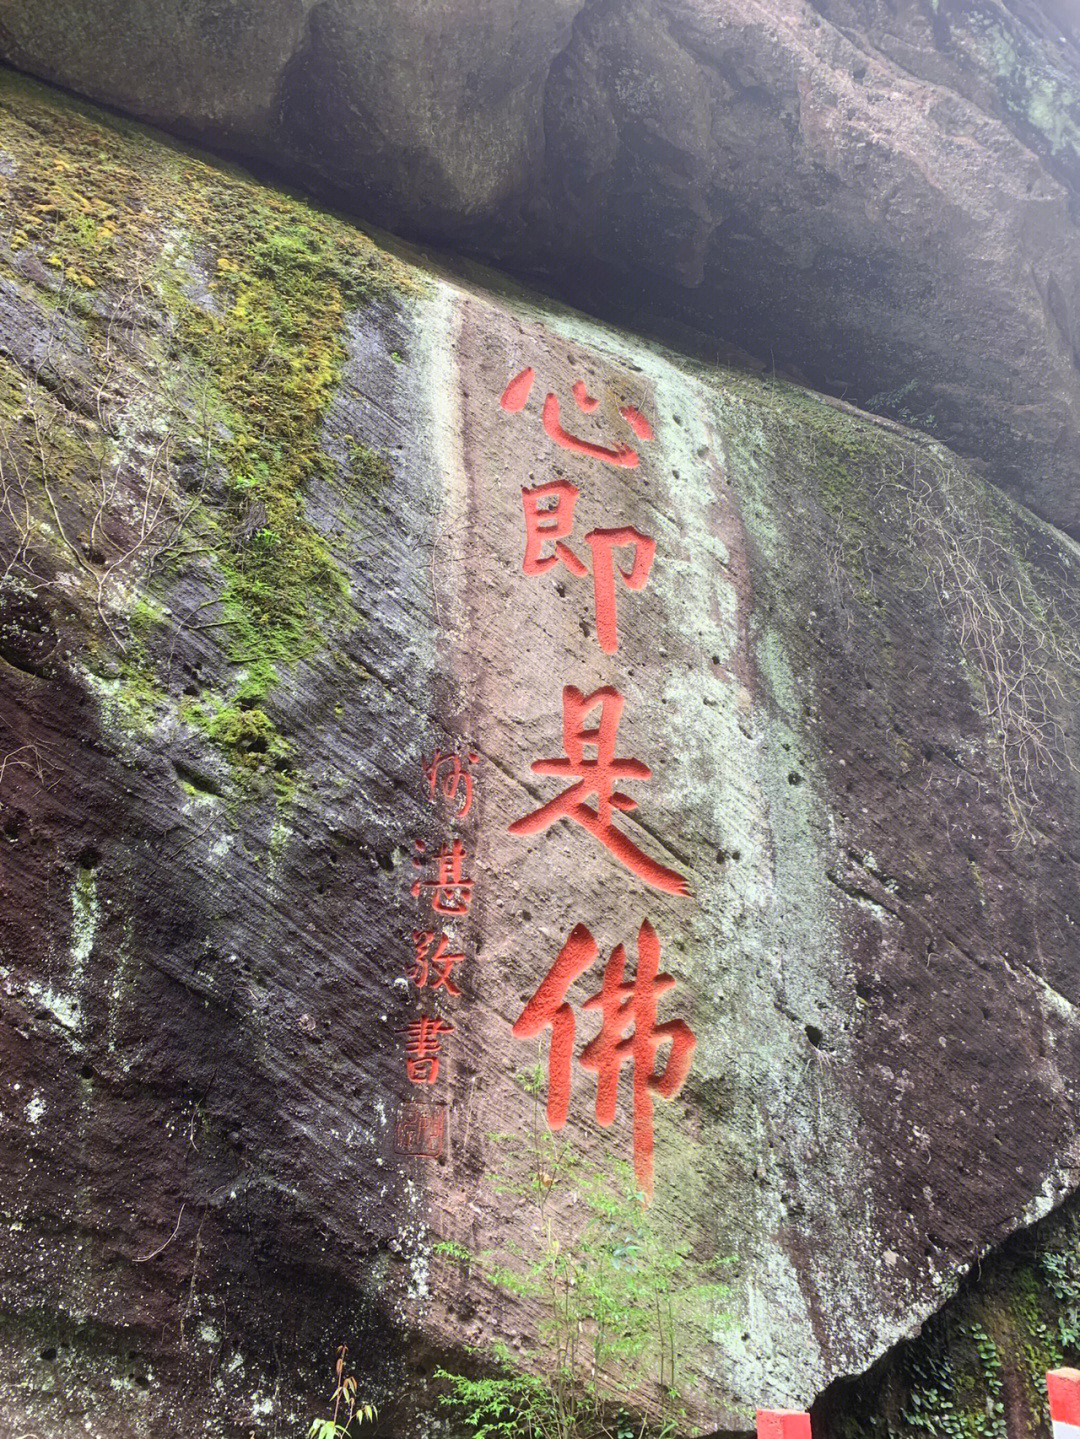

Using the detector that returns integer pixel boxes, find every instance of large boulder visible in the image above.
[1,2,1079,535]
[4,72,1080,1437]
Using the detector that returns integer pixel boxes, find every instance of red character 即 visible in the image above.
[521,481,589,579]
[512,920,695,1195]
[521,481,655,655]
[508,685,688,895]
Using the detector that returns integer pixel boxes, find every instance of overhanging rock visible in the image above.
[1,3,1079,532]
[3,74,1080,1436]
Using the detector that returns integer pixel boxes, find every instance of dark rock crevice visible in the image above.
[812,1181,1080,1438]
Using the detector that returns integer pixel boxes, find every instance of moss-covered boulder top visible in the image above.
[5,70,1080,1439]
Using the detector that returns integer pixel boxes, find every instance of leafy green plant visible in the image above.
[433,1239,474,1267]
[435,1070,733,1439]
[307,1344,377,1439]
[864,379,939,436]
[435,1354,562,1439]
[1040,1243,1080,1350]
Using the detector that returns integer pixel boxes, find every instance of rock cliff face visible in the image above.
[4,72,1080,1438]
[1,2,1079,539]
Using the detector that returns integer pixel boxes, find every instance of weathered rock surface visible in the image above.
[1,3,1079,535]
[817,1187,1080,1437]
[5,72,1080,1439]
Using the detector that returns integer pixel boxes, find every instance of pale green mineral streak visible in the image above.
[71,861,99,970]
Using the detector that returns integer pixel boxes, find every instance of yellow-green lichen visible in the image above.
[0,71,412,785]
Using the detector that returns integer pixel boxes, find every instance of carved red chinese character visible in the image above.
[395,1103,447,1158]
[511,922,596,1128]
[408,930,464,996]
[411,839,475,915]
[521,481,655,654]
[522,481,588,578]
[424,749,478,819]
[402,1015,454,1084]
[512,920,695,1194]
[508,685,688,895]
[500,366,655,469]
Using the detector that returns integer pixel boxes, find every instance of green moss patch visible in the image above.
[0,72,412,784]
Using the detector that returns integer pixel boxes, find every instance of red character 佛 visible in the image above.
[521,480,655,654]
[500,367,655,469]
[512,920,695,1195]
[509,685,688,895]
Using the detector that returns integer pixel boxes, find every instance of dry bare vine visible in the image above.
[0,741,60,798]
[876,447,1080,841]
[0,278,200,652]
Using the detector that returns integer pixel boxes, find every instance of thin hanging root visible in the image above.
[874,451,1080,843]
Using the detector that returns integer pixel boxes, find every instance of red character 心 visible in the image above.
[501,367,655,469]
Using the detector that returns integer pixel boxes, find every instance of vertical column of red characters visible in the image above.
[394,748,479,1161]
[500,364,696,1198]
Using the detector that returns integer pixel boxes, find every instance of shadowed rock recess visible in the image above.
[5,58,1080,1439]
[1,2,1080,536]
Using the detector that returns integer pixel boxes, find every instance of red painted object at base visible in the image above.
[1048,1368,1080,1431]
[756,1411,812,1439]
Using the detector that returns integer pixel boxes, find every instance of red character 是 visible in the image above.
[424,749,478,819]
[512,920,695,1195]
[411,839,475,915]
[409,930,465,996]
[501,367,655,469]
[508,685,688,896]
[521,481,655,654]
[402,1015,454,1084]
